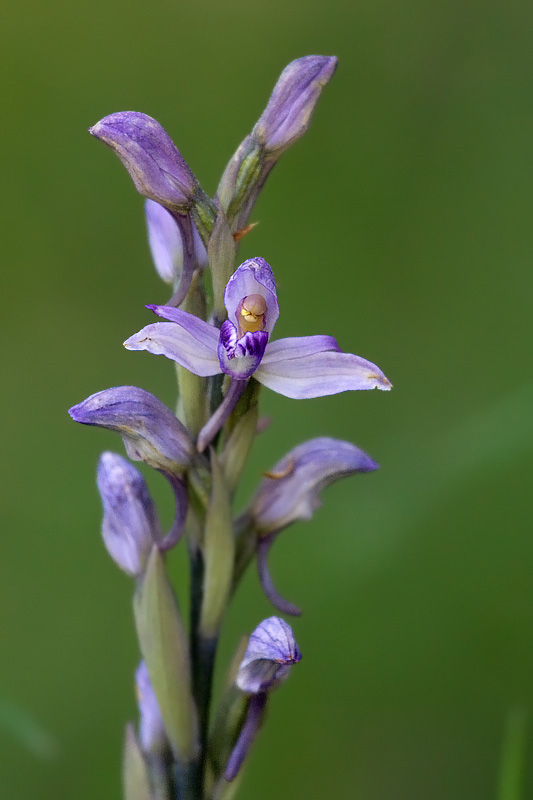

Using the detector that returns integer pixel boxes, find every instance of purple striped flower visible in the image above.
[124,257,391,397]
[236,617,302,695]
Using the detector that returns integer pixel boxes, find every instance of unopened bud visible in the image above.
[90,111,198,212]
[97,452,160,577]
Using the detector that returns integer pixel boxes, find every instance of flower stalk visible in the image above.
[70,54,391,800]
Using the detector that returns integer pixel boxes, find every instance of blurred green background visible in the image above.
[2,0,532,797]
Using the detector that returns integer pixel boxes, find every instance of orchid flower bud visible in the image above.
[145,199,208,285]
[90,112,198,213]
[97,452,161,577]
[225,617,301,782]
[135,661,167,756]
[216,56,337,228]
[235,616,302,694]
[69,386,194,474]
[253,55,337,156]
[252,437,378,537]
[247,438,379,615]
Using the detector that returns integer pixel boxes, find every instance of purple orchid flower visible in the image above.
[124,256,392,398]
[225,617,301,782]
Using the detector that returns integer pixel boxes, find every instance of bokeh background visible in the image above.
[2,0,532,797]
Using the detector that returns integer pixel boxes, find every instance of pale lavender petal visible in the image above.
[124,310,221,377]
[236,615,301,693]
[261,334,340,364]
[251,437,379,536]
[217,321,268,379]
[224,258,279,335]
[145,200,209,286]
[145,199,183,284]
[255,348,392,398]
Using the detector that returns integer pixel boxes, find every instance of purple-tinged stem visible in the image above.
[156,471,188,550]
[165,213,195,308]
[257,534,302,617]
[196,379,248,453]
[225,692,268,782]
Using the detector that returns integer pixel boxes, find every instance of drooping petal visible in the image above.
[251,437,379,536]
[255,344,392,398]
[217,321,269,379]
[224,258,279,335]
[253,56,338,155]
[69,386,194,473]
[89,112,198,212]
[124,308,221,377]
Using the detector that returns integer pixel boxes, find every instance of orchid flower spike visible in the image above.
[125,256,391,398]
[225,617,301,782]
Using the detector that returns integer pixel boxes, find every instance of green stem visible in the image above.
[189,546,219,798]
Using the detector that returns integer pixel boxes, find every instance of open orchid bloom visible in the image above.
[124,257,391,398]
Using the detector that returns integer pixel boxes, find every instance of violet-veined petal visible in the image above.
[255,348,392,398]
[217,322,268,379]
[236,616,301,693]
[147,305,220,350]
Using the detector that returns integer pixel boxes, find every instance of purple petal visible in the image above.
[69,386,194,472]
[89,111,197,211]
[217,321,268,379]
[251,437,379,536]
[97,452,160,576]
[224,258,279,335]
[253,56,337,154]
[255,346,392,398]
[124,309,220,377]
[236,615,302,692]
[261,334,340,364]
